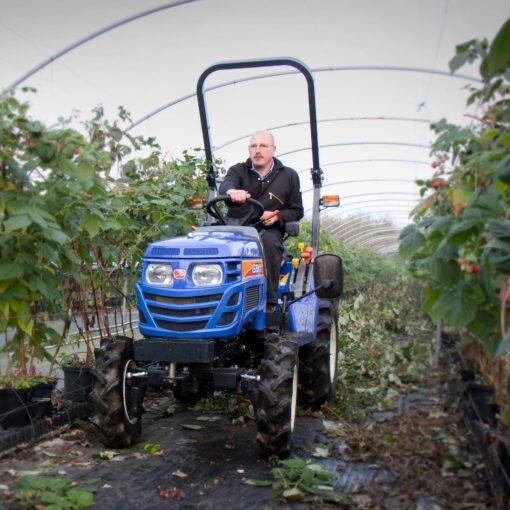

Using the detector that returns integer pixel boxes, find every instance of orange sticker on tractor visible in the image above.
[279,273,289,287]
[242,260,264,279]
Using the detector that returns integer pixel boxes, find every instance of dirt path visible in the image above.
[0,383,494,509]
[1,391,323,509]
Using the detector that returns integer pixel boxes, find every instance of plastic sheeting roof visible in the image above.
[2,0,509,250]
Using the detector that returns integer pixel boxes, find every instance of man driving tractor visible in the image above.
[219,130,304,311]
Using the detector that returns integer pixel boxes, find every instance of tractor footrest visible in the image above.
[134,338,214,363]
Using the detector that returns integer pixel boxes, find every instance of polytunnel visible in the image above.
[2,3,510,509]
[2,0,508,255]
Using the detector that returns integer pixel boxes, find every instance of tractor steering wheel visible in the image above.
[206,195,265,226]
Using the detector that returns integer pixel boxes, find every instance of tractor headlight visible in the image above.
[192,264,223,286]
[146,263,173,286]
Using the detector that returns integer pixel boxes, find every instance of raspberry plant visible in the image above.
[0,92,208,383]
[399,17,510,426]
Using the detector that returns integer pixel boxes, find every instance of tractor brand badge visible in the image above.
[173,268,186,279]
[242,260,264,279]
[279,273,289,287]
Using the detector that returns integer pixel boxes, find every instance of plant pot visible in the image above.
[0,388,32,429]
[29,381,55,419]
[464,382,499,426]
[62,366,93,402]
[30,381,55,400]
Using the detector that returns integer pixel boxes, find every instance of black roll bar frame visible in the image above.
[196,57,323,253]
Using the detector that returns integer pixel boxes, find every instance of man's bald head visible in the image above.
[248,131,276,174]
[249,130,275,146]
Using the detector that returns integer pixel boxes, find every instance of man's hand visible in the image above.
[260,210,279,227]
[227,189,251,204]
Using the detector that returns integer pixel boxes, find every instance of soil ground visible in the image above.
[0,376,495,510]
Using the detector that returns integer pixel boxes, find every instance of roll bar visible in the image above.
[196,57,323,252]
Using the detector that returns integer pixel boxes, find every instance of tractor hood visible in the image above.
[144,230,261,259]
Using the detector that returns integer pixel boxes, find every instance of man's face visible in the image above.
[248,133,276,171]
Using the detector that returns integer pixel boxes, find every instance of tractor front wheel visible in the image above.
[90,336,144,447]
[256,333,298,458]
[298,301,339,408]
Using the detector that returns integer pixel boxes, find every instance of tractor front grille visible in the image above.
[143,293,222,305]
[244,286,259,313]
[148,305,216,317]
[155,319,208,332]
[218,312,235,326]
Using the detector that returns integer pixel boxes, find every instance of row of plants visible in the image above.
[399,18,510,430]
[333,276,433,420]
[0,90,208,390]
[291,220,401,293]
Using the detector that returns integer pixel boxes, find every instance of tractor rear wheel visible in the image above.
[90,336,143,447]
[256,333,298,458]
[298,301,339,408]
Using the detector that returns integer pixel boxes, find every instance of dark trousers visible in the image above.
[260,228,283,305]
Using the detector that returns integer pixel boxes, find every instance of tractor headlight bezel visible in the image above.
[145,263,173,286]
[192,264,223,286]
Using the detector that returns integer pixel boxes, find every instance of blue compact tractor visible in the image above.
[90,58,343,458]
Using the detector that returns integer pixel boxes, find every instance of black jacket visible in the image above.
[218,157,304,229]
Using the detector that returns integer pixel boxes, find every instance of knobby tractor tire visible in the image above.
[256,333,298,458]
[298,301,339,409]
[90,336,141,447]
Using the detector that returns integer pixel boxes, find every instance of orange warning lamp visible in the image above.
[320,195,340,207]
[186,197,204,210]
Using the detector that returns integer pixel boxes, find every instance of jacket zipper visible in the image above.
[268,192,284,205]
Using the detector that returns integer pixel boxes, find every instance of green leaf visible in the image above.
[448,187,472,215]
[3,215,31,232]
[282,487,305,501]
[488,219,510,242]
[494,154,510,184]
[80,214,103,238]
[425,258,461,285]
[0,262,24,280]
[446,219,480,244]
[281,457,307,470]
[143,443,162,454]
[449,51,471,73]
[481,17,510,79]
[431,285,479,330]
[109,126,123,142]
[77,162,95,181]
[17,301,33,336]
[245,479,273,487]
[455,38,478,54]
[399,224,426,258]
[43,228,69,244]
[170,194,185,205]
[502,132,510,148]
[422,286,441,320]
[495,329,510,357]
